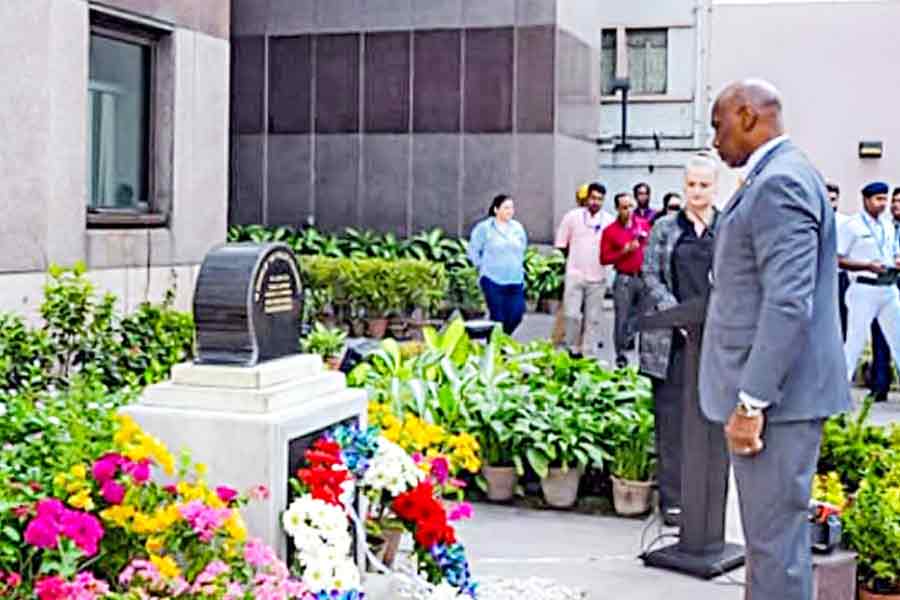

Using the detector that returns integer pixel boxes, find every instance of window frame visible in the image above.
[87,12,167,228]
[600,26,675,102]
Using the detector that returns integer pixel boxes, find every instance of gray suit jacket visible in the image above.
[699,140,851,423]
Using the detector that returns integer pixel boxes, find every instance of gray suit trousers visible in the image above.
[733,419,823,600]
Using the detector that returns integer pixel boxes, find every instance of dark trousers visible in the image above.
[838,271,850,339]
[733,419,823,600]
[870,320,892,394]
[651,336,685,512]
[480,277,525,335]
[613,272,644,357]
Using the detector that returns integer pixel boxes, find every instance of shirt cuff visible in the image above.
[739,390,770,410]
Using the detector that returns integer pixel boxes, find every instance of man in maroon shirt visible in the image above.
[601,192,651,367]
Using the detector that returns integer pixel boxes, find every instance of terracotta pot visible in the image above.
[859,587,900,600]
[482,465,518,502]
[541,467,583,508]
[611,476,653,516]
[325,356,342,371]
[366,318,389,339]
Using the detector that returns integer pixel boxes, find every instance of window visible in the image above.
[601,29,617,96]
[627,29,667,95]
[88,13,163,224]
[601,28,668,96]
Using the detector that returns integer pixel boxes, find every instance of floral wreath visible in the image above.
[283,423,478,600]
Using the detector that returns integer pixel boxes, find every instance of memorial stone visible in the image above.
[123,243,367,560]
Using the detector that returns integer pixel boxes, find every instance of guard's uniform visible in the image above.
[838,210,900,381]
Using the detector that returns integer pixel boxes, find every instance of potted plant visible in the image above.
[517,400,607,509]
[300,321,348,369]
[843,463,900,599]
[610,404,656,516]
[448,265,486,321]
[538,251,566,314]
[467,386,525,502]
[523,249,547,313]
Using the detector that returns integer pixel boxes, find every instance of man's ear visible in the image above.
[738,105,758,132]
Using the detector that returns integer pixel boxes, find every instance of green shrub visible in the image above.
[299,256,447,321]
[301,322,347,358]
[0,263,194,394]
[843,463,900,593]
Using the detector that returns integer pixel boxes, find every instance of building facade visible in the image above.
[597,0,713,209]
[0,0,230,320]
[229,0,604,243]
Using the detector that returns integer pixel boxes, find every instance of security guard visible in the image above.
[838,181,900,384]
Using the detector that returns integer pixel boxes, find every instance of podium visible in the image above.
[638,295,745,578]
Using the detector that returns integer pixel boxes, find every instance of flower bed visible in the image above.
[349,320,654,507]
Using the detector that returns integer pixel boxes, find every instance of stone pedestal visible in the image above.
[122,354,367,558]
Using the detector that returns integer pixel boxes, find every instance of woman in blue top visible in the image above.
[467,194,528,334]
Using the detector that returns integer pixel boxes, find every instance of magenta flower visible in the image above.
[101,480,126,505]
[216,486,239,504]
[34,576,67,600]
[92,453,122,484]
[248,485,270,501]
[5,572,22,588]
[448,502,474,522]
[178,501,231,542]
[124,459,151,485]
[430,456,450,484]
[35,499,65,521]
[24,517,59,550]
[59,510,104,556]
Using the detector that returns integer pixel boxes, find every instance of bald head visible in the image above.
[711,79,786,168]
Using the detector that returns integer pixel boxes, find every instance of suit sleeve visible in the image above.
[739,174,819,407]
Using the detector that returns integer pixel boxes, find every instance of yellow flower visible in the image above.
[145,536,165,554]
[68,489,95,511]
[53,473,67,490]
[224,511,247,541]
[150,554,181,580]
[100,505,135,528]
[70,464,87,480]
[195,463,208,477]
[132,512,156,534]
[114,415,141,446]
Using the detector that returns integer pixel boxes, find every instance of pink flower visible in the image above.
[192,560,230,589]
[71,571,109,598]
[178,501,231,542]
[124,459,151,485]
[163,484,178,494]
[101,480,126,505]
[448,502,474,522]
[412,452,424,464]
[35,576,67,600]
[35,498,65,521]
[430,456,450,484]
[449,478,467,489]
[24,517,60,550]
[60,510,104,556]
[216,486,239,504]
[243,538,275,568]
[5,572,22,588]
[248,485,270,501]
[92,453,122,484]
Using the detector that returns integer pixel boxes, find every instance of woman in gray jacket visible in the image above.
[640,152,721,526]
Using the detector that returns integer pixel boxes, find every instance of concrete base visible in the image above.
[123,354,368,559]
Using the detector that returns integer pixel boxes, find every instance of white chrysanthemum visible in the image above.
[363,437,424,496]
[302,560,332,591]
[331,559,361,590]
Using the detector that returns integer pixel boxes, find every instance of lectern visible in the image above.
[638,295,745,578]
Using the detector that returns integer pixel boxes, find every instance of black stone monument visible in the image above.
[638,295,745,579]
[193,243,303,366]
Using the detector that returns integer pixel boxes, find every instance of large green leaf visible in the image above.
[526,447,550,479]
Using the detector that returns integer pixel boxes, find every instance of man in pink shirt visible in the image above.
[555,182,614,358]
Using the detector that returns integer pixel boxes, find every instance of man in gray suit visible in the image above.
[699,80,851,600]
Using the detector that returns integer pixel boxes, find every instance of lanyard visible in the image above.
[861,213,890,260]
[582,209,605,234]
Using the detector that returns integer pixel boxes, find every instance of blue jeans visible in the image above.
[479,277,525,335]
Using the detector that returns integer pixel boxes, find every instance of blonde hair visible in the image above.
[685,151,721,178]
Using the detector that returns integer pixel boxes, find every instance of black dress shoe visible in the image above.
[569,351,584,360]
[616,355,628,369]
[874,391,889,403]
